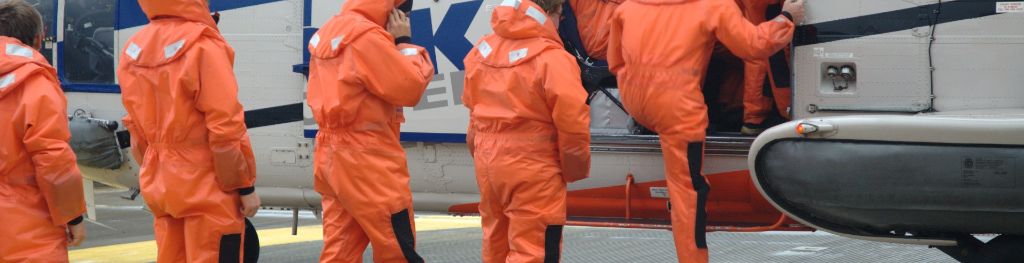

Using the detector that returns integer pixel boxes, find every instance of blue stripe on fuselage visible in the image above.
[116,0,284,30]
[303,129,467,143]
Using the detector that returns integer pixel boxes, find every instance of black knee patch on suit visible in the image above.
[244,218,260,263]
[545,225,564,263]
[687,143,710,249]
[764,3,792,90]
[391,209,424,263]
[219,233,242,263]
[768,50,791,89]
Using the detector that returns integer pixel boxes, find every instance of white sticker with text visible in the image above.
[649,187,670,199]
[997,2,1024,13]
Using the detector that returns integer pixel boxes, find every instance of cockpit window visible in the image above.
[63,0,116,84]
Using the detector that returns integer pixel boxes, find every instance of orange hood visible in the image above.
[0,37,55,99]
[470,0,563,68]
[138,0,217,28]
[630,0,696,5]
[491,0,560,41]
[342,0,407,27]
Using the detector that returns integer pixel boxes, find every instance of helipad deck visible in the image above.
[71,190,954,263]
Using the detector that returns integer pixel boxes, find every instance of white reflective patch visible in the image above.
[478,41,493,58]
[0,73,14,90]
[499,0,521,9]
[163,40,185,59]
[330,36,344,50]
[6,44,33,58]
[526,6,547,25]
[508,48,528,63]
[309,33,321,48]
[774,16,787,23]
[400,48,418,56]
[125,43,142,60]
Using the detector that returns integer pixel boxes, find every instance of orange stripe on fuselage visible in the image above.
[450,170,794,229]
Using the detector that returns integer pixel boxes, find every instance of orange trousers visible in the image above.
[149,192,247,262]
[314,137,423,263]
[152,214,247,263]
[319,195,420,263]
[742,59,792,125]
[473,134,568,263]
[661,140,710,263]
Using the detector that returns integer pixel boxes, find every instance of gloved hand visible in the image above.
[782,0,806,24]
[240,192,261,217]
[67,221,87,247]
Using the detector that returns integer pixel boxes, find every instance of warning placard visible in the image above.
[649,187,670,199]
[997,2,1024,13]
[961,157,1016,188]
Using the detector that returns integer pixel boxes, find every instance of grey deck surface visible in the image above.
[76,190,954,263]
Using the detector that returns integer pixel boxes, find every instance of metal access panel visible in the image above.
[929,1,1024,112]
[792,0,937,117]
[793,0,1024,118]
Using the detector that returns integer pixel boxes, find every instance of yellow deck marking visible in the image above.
[70,215,480,262]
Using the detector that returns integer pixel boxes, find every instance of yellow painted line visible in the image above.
[416,215,481,231]
[70,241,155,263]
[70,215,480,262]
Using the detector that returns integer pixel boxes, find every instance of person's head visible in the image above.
[532,0,563,29]
[138,0,217,28]
[342,0,411,27]
[0,0,45,49]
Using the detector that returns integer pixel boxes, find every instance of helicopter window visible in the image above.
[62,0,116,84]
[24,0,56,64]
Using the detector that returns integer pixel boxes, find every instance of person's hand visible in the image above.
[67,223,86,247]
[388,9,412,39]
[240,193,261,217]
[782,0,806,25]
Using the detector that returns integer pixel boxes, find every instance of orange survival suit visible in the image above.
[0,37,86,262]
[117,0,257,262]
[740,0,793,130]
[607,0,794,262]
[306,0,433,262]
[463,0,591,262]
[568,0,622,60]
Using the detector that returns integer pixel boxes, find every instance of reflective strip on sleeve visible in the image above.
[400,48,419,56]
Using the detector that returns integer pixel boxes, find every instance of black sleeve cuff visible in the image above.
[395,36,412,45]
[238,186,256,196]
[68,216,84,226]
[781,11,794,22]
